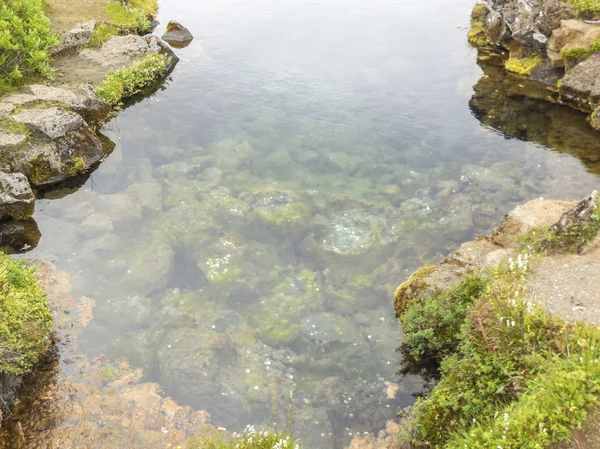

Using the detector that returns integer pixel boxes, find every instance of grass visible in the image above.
[561,36,600,60]
[103,0,158,32]
[95,52,168,105]
[505,56,543,76]
[0,253,53,375]
[187,427,301,449]
[399,251,600,449]
[0,119,31,138]
[567,0,600,13]
[87,22,120,48]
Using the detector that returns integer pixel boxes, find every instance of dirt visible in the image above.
[51,53,118,86]
[44,0,109,34]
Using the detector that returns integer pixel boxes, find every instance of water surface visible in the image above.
[20,0,600,447]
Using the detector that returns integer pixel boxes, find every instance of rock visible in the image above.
[0,219,40,253]
[80,212,113,237]
[125,182,164,212]
[0,103,14,120]
[23,85,111,125]
[0,132,26,151]
[94,193,142,222]
[11,107,84,140]
[162,21,194,46]
[10,127,105,187]
[79,35,179,72]
[529,60,564,86]
[52,21,97,54]
[480,0,573,52]
[547,20,600,68]
[0,173,35,220]
[561,57,600,104]
[550,190,599,233]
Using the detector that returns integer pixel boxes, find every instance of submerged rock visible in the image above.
[162,21,194,47]
[0,219,40,253]
[0,172,35,220]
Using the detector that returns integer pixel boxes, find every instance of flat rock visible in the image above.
[79,35,154,68]
[0,132,26,151]
[11,107,84,140]
[561,57,600,103]
[0,172,35,220]
[0,103,14,120]
[162,21,194,46]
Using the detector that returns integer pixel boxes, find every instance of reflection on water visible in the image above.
[10,0,600,447]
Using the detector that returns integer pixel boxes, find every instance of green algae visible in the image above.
[505,55,543,76]
[0,253,52,375]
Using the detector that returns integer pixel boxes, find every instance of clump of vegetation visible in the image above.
[0,254,52,375]
[0,0,58,94]
[103,0,157,32]
[505,55,543,76]
[561,36,600,60]
[95,52,168,105]
[400,252,600,449]
[188,426,301,449]
[399,274,488,363]
[0,118,31,138]
[87,22,120,48]
[567,0,600,13]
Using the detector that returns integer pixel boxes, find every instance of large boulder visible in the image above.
[11,107,84,140]
[0,172,35,220]
[547,20,600,68]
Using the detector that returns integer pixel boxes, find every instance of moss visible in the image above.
[65,156,87,175]
[0,254,52,375]
[567,0,600,13]
[467,19,490,47]
[557,77,564,89]
[96,52,169,105]
[561,36,600,60]
[0,118,31,139]
[505,55,543,76]
[393,264,435,316]
[28,157,58,186]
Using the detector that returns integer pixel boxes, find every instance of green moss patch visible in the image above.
[467,19,490,47]
[401,254,600,449]
[0,254,52,375]
[95,52,169,105]
[505,56,543,76]
[567,0,600,14]
[87,22,120,48]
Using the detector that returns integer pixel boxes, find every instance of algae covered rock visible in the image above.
[162,20,194,47]
[0,219,41,254]
[0,172,35,220]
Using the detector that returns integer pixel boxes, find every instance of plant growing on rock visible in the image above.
[95,52,169,105]
[0,0,57,94]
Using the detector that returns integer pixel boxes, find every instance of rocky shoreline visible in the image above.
[469,0,600,129]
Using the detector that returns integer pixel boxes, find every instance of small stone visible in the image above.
[162,21,194,46]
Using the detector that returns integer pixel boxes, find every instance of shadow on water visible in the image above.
[469,55,600,175]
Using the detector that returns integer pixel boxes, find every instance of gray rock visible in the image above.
[529,60,564,86]
[94,193,143,222]
[81,212,113,237]
[547,20,600,68]
[0,103,14,120]
[162,21,194,45]
[0,172,35,220]
[52,20,96,54]
[10,126,105,187]
[561,57,600,103]
[11,107,84,140]
[0,132,26,151]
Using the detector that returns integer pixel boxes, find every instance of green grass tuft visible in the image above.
[567,0,600,13]
[0,119,31,139]
[87,22,119,48]
[103,0,158,32]
[95,52,168,105]
[0,254,53,375]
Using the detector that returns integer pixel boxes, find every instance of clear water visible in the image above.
[19,0,600,447]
